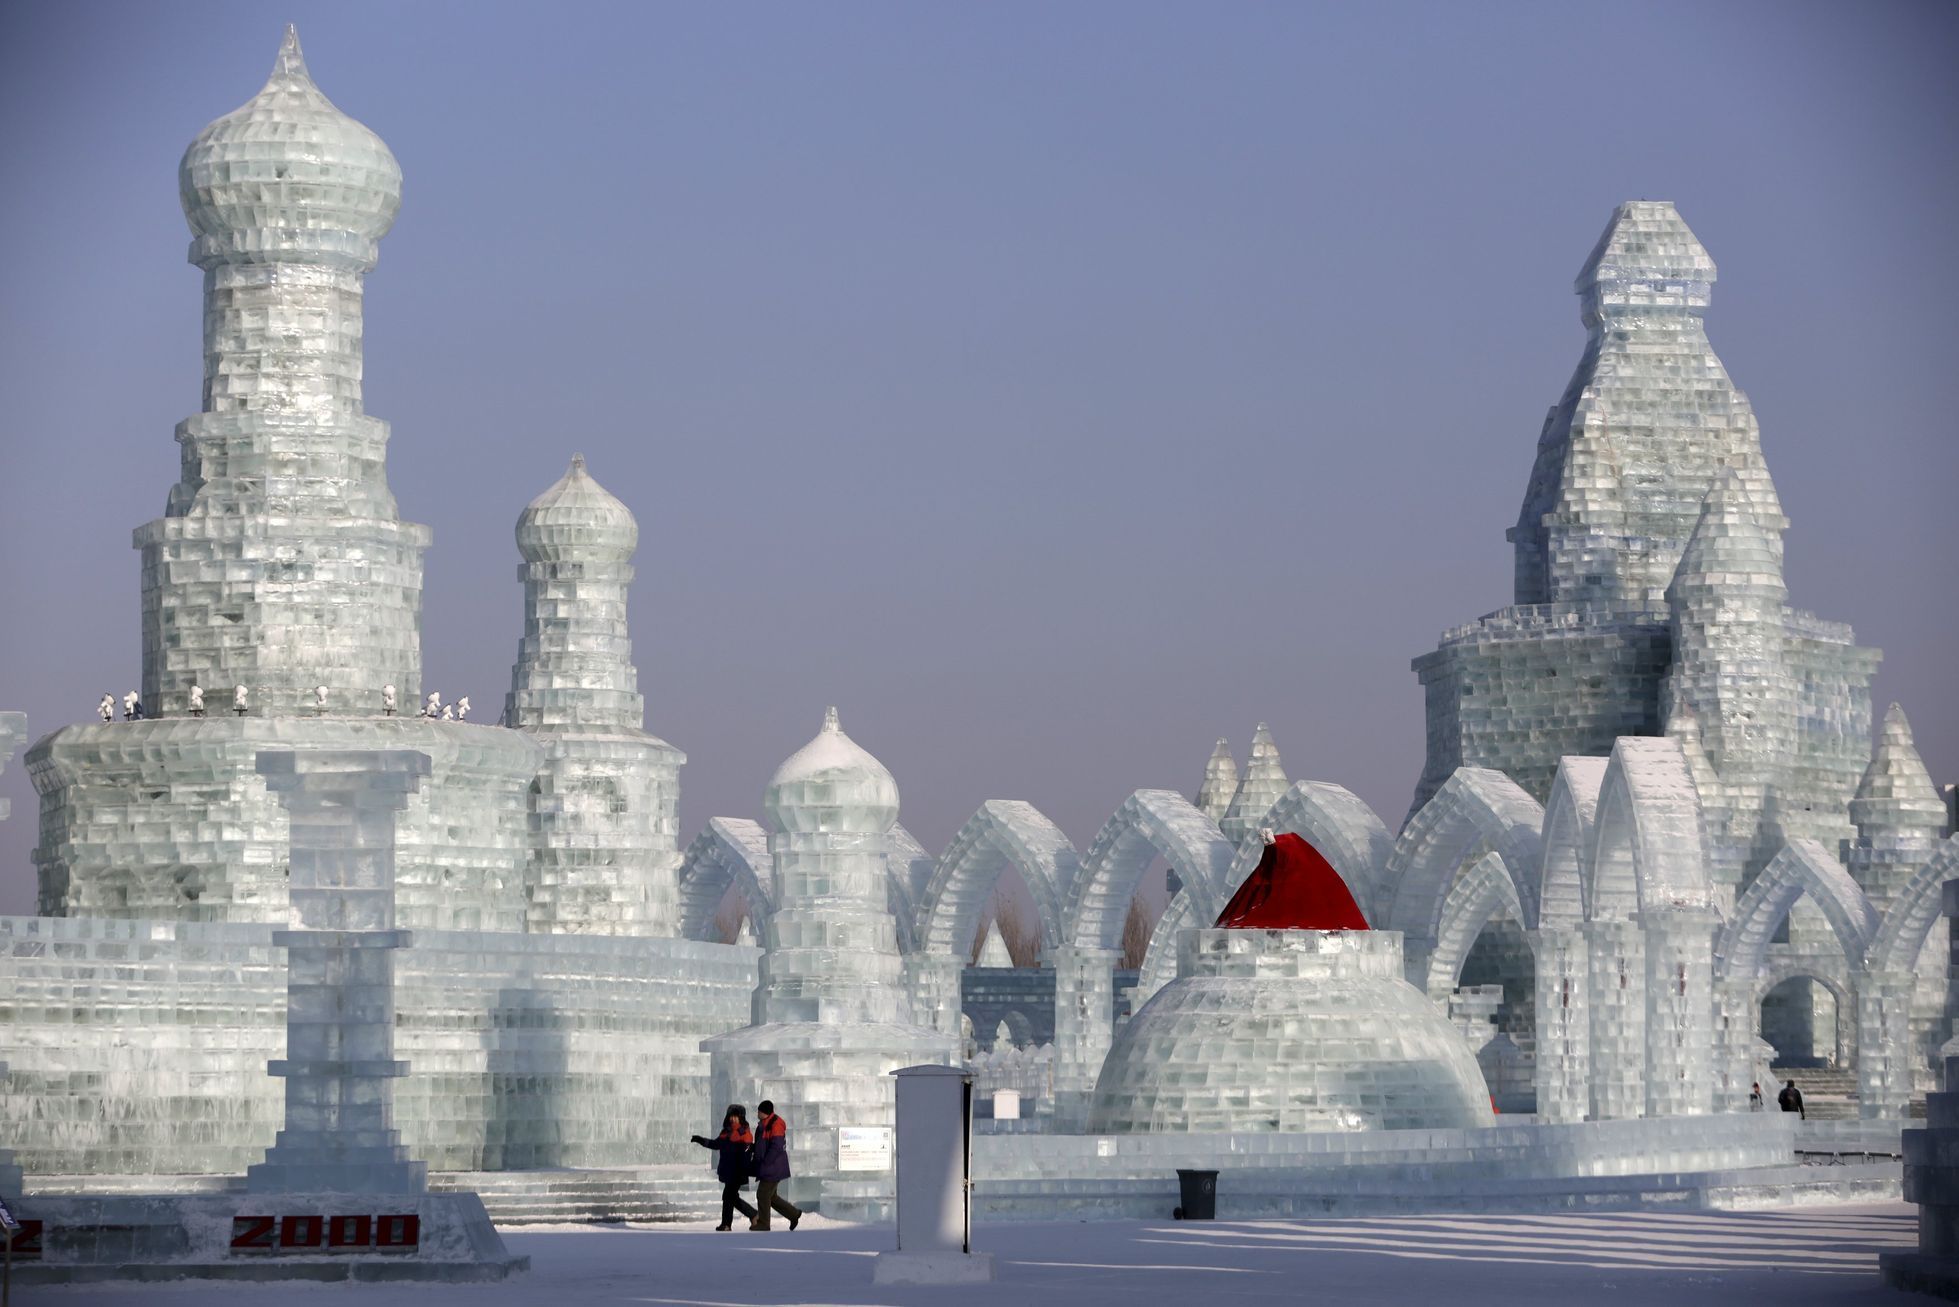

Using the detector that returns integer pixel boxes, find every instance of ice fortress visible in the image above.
[2,30,1956,1232]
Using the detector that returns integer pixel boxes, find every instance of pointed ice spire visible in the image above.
[270,24,311,84]
[1220,723,1288,845]
[976,922,1013,968]
[1851,705,1947,840]
[1195,738,1239,823]
[1667,466,1787,613]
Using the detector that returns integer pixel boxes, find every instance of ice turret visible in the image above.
[1846,705,1949,911]
[704,709,955,1202]
[1194,738,1238,823]
[1220,723,1287,844]
[140,25,427,713]
[507,455,683,935]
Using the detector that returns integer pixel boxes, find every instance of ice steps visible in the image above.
[429,1167,723,1226]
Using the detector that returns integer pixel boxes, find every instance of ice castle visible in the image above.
[1,30,1954,1232]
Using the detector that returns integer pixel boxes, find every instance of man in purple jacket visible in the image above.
[749,1100,802,1231]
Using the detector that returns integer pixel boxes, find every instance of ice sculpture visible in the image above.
[1090,925,1494,1134]
[1219,723,1287,845]
[1193,739,1238,823]
[705,709,956,1204]
[506,455,683,934]
[26,27,541,930]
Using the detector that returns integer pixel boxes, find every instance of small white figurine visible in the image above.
[314,684,329,716]
[455,696,471,722]
[234,684,250,716]
[123,690,142,721]
[188,684,205,717]
[382,683,397,716]
[423,691,441,719]
[98,693,115,724]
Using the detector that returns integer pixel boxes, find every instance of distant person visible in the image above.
[188,684,205,718]
[97,693,115,724]
[1749,1082,1764,1111]
[749,1100,801,1232]
[1778,1079,1805,1119]
[691,1104,757,1232]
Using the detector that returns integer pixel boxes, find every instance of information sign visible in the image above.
[837,1126,893,1172]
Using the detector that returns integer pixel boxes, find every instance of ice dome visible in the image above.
[1088,928,1494,1134]
[516,454,638,563]
[179,26,402,267]
[763,708,899,835]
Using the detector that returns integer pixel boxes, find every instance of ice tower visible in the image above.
[704,709,956,1203]
[507,455,683,934]
[1411,201,1877,897]
[26,29,540,928]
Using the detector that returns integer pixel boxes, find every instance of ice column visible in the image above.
[1639,907,1717,1117]
[1883,879,1959,1294]
[1049,944,1120,1128]
[1529,927,1590,1123]
[1585,919,1645,1119]
[247,748,430,1194]
[507,455,683,935]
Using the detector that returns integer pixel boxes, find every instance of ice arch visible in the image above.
[1384,768,1545,942]
[1714,839,1878,982]
[1586,737,1713,922]
[1135,887,1196,1006]
[1426,852,1530,1000]
[1867,835,1959,974]
[676,816,775,944]
[1539,757,1609,932]
[912,800,1075,957]
[886,825,937,955]
[1064,790,1235,951]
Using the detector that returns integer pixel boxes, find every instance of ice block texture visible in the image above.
[507,456,684,935]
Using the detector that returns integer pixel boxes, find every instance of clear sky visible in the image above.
[0,0,1954,918]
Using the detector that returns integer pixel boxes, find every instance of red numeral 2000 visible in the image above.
[230,1214,420,1253]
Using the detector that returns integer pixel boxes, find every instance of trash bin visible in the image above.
[1172,1169,1217,1220]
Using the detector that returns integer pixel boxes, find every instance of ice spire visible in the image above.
[1220,723,1287,845]
[976,922,1013,968]
[1541,417,1628,604]
[1195,738,1239,823]
[270,24,310,82]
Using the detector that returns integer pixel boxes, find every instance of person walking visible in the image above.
[1778,1079,1806,1120]
[1749,1081,1764,1111]
[749,1099,801,1231]
[691,1104,757,1232]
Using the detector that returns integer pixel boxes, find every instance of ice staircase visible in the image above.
[429,1166,723,1226]
[1770,1065,1860,1121]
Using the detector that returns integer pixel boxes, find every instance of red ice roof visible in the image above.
[1214,832,1370,931]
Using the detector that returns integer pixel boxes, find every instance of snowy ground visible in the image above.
[35,1203,1922,1305]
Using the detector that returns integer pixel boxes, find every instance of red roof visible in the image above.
[1214,832,1370,930]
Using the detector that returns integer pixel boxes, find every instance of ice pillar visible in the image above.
[1529,927,1590,1123]
[1050,945,1119,1128]
[1585,919,1645,1120]
[1860,970,1918,1120]
[1639,907,1717,1117]
[247,749,430,1194]
[1883,880,1959,1293]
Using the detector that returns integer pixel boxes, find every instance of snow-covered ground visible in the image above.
[37,1203,1921,1305]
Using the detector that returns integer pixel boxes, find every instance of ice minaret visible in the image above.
[1220,723,1287,845]
[1846,705,1949,914]
[140,27,426,715]
[977,922,1014,968]
[507,455,683,935]
[704,709,956,1204]
[1194,739,1238,823]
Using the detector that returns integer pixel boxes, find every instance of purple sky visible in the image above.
[1,1,1954,919]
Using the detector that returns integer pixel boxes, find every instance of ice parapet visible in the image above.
[1090,928,1493,1134]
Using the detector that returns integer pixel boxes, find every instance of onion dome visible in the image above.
[1214,833,1369,930]
[764,707,899,835]
[516,454,639,563]
[179,26,402,269]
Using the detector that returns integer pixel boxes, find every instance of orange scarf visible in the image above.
[723,1122,752,1145]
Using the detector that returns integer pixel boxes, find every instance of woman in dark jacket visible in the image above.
[691,1104,756,1231]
